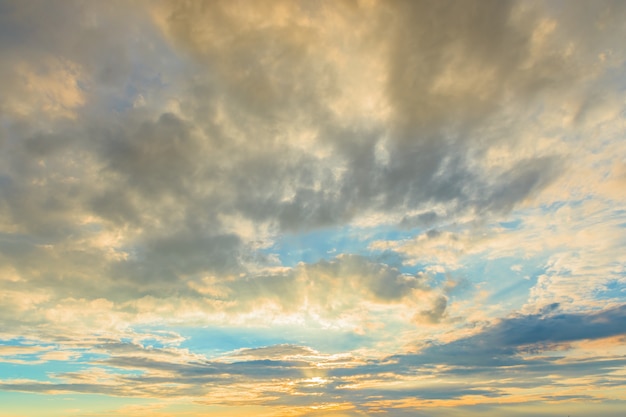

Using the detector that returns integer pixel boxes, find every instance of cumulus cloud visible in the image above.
[1,0,622,284]
[135,0,617,233]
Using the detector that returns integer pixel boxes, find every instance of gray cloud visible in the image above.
[476,303,626,346]
[149,0,611,233]
[0,0,620,338]
[1,0,620,281]
[397,303,626,369]
[2,0,623,235]
[3,305,625,406]
[1,1,625,412]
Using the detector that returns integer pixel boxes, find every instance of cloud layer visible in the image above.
[1,0,625,416]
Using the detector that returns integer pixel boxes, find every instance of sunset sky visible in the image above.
[1,1,625,416]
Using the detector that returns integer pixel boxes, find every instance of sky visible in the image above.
[0,0,625,416]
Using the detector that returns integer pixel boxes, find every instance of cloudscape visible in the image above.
[1,1,625,416]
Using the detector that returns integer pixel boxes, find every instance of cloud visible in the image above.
[1,0,626,415]
[397,303,626,369]
[208,254,444,325]
[0,248,447,343]
[484,304,626,346]
[224,344,322,362]
[2,304,625,413]
[0,0,621,307]
[0,0,622,235]
[141,0,618,234]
